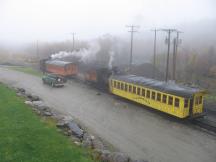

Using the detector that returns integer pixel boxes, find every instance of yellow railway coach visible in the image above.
[109,75,206,119]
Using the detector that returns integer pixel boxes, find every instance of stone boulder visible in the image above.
[32,101,49,110]
[100,150,111,162]
[24,100,33,106]
[17,88,25,93]
[130,160,148,162]
[67,121,84,138]
[108,152,130,162]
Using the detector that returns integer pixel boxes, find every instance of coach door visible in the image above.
[189,98,194,117]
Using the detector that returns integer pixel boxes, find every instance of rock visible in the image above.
[32,100,44,106]
[56,121,67,128]
[67,121,84,138]
[74,141,81,146]
[82,138,92,148]
[25,92,32,98]
[25,92,40,101]
[92,137,105,150]
[100,150,111,162]
[31,95,40,101]
[82,135,93,149]
[17,88,25,93]
[43,111,52,116]
[32,101,49,110]
[24,100,33,106]
[108,152,130,162]
[17,92,25,97]
[71,136,81,142]
[62,116,73,122]
[130,160,148,162]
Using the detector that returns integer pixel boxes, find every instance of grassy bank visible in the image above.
[0,83,94,162]
[8,66,43,77]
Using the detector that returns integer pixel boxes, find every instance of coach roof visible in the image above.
[45,60,73,67]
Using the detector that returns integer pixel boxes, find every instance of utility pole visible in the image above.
[151,29,158,79]
[70,33,76,51]
[126,25,139,70]
[172,31,182,81]
[36,40,39,60]
[172,38,177,80]
[160,29,176,82]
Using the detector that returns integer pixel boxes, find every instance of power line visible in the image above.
[126,25,139,70]
[160,29,177,82]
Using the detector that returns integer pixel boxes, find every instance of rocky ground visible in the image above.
[15,87,146,162]
[0,67,216,162]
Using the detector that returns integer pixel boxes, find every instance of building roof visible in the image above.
[45,60,73,67]
[111,75,204,98]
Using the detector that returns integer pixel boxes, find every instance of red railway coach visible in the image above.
[45,60,78,77]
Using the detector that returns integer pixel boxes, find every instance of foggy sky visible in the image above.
[0,0,215,44]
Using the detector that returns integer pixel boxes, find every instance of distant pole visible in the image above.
[166,30,171,82]
[151,29,158,78]
[173,31,183,81]
[126,25,139,70]
[70,33,76,51]
[172,38,177,80]
[160,29,176,82]
[36,40,39,60]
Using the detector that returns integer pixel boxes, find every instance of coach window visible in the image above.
[133,86,136,94]
[151,91,156,100]
[184,99,189,108]
[125,84,128,91]
[174,98,180,107]
[129,85,132,92]
[117,82,120,89]
[199,96,202,104]
[162,95,167,104]
[195,97,199,105]
[120,82,124,90]
[146,90,150,98]
[157,93,161,101]
[114,81,116,88]
[137,87,141,95]
[142,89,145,97]
[168,96,173,105]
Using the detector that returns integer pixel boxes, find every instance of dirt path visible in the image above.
[0,67,216,162]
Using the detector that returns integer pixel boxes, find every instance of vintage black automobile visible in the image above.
[42,74,65,87]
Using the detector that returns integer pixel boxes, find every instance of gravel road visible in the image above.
[0,67,216,162]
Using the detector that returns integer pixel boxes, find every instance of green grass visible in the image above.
[8,66,43,77]
[0,84,95,162]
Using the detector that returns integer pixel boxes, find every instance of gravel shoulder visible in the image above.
[0,67,216,162]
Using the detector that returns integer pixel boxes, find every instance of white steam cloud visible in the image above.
[51,42,100,63]
[108,51,115,69]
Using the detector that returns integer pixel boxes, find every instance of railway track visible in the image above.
[191,117,216,134]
